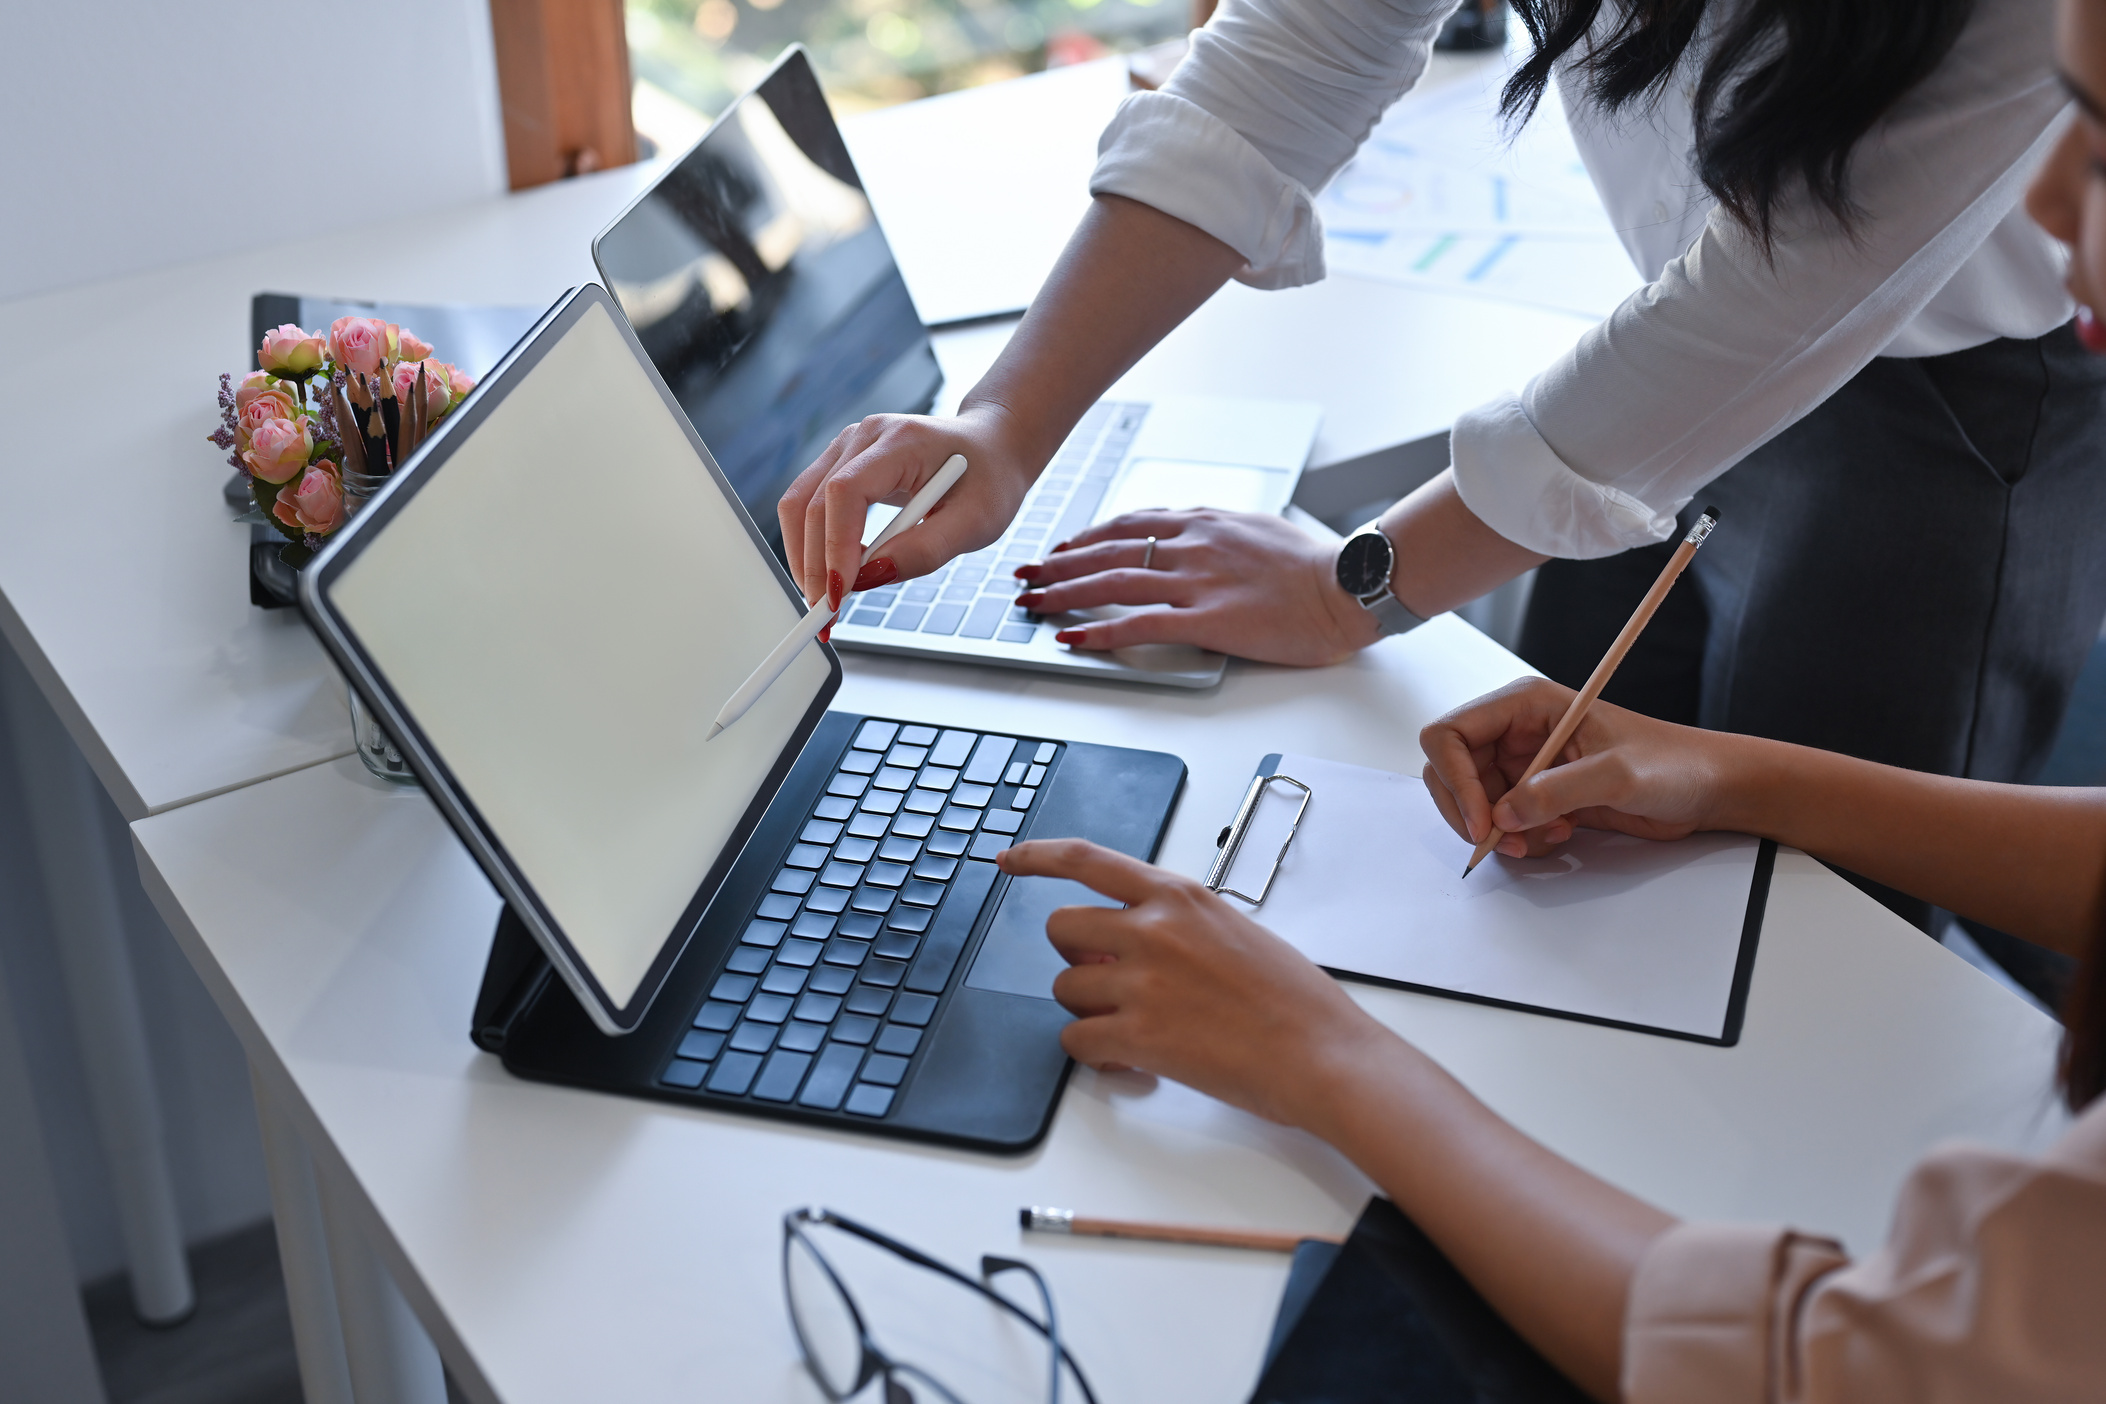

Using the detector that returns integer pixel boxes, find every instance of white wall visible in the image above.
[0,0,507,304]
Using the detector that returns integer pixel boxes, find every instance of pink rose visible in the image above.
[273,463,346,536]
[390,358,454,418]
[439,362,475,407]
[398,329,434,362]
[234,384,299,447]
[242,415,313,484]
[258,323,327,377]
[328,317,390,376]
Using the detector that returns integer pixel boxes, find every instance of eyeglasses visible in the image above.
[782,1207,1100,1404]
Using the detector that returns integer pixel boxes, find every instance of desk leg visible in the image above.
[0,653,194,1324]
[250,1067,356,1404]
[315,1163,448,1404]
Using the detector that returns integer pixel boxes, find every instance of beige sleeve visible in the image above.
[1623,1108,2106,1403]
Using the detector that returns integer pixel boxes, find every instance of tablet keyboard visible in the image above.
[838,400,1147,643]
[659,719,1060,1118]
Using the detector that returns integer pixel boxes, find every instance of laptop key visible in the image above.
[785,843,829,869]
[1034,742,1057,764]
[963,736,1018,785]
[814,796,856,822]
[823,938,871,967]
[827,773,869,799]
[874,932,919,961]
[970,832,1009,862]
[801,819,844,845]
[746,993,795,1023]
[1004,761,1028,786]
[776,1020,827,1054]
[959,601,1006,640]
[729,1021,778,1055]
[892,811,935,839]
[847,609,887,627]
[885,606,927,631]
[931,729,977,767]
[761,966,807,997]
[847,811,890,839]
[771,869,815,895]
[878,835,921,863]
[887,906,933,933]
[876,1025,924,1057]
[954,784,994,808]
[899,725,937,745]
[937,807,980,832]
[1026,764,1048,786]
[844,986,892,1017]
[794,992,844,1023]
[798,1043,866,1111]
[835,838,879,865]
[1013,788,1036,809]
[866,861,910,888]
[743,919,787,947]
[726,947,770,975]
[888,992,938,1027]
[820,861,864,889]
[758,892,801,921]
[808,965,855,996]
[872,766,916,791]
[710,973,758,1003]
[844,1085,895,1118]
[854,721,899,750]
[839,749,882,775]
[776,938,824,968]
[751,1050,813,1103]
[903,789,945,815]
[982,809,1024,835]
[860,960,907,988]
[833,1012,880,1044]
[900,879,946,907]
[695,1001,742,1031]
[661,1059,707,1089]
[850,887,894,914]
[997,624,1037,644]
[905,862,999,995]
[804,885,850,914]
[926,829,970,857]
[859,1053,909,1087]
[678,1030,726,1062]
[836,911,882,939]
[912,855,958,882]
[859,790,902,815]
[706,1052,763,1096]
[884,744,929,769]
[918,767,959,792]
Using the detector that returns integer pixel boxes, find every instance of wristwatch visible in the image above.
[1335,523,1426,638]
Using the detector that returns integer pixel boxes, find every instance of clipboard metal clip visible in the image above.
[1205,773,1312,906]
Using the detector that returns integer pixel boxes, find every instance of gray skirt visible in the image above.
[1518,321,2106,928]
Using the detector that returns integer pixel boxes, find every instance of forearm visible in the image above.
[1303,1026,1670,1403]
[1713,736,2106,955]
[959,194,1241,467]
[1378,471,1549,618]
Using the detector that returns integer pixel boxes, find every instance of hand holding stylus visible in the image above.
[711,455,968,739]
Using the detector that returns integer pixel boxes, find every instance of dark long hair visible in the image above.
[2063,926,2106,1111]
[1501,0,1977,247]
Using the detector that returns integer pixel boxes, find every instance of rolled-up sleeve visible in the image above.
[1456,0,2068,558]
[1090,0,1461,288]
[1624,1108,2106,1403]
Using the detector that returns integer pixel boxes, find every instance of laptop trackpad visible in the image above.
[966,877,1113,1001]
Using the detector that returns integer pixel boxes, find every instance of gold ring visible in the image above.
[1141,536,1157,570]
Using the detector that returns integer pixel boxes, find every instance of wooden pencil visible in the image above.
[1463,506,1721,877]
[1019,1207,1338,1253]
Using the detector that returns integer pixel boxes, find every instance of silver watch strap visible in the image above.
[1363,588,1426,638]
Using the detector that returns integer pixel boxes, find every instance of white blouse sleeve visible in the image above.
[1092,0,2072,559]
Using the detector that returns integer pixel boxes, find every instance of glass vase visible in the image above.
[348,689,419,785]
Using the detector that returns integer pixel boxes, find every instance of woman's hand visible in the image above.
[994,838,1387,1127]
[1012,508,1377,665]
[1419,677,1740,859]
[776,404,1039,608]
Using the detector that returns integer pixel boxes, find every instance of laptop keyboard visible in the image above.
[840,400,1148,643]
[659,719,1061,1118]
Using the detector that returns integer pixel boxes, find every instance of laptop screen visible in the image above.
[313,291,838,1029]
[594,48,941,554]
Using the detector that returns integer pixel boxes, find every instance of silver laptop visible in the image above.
[593,47,1320,689]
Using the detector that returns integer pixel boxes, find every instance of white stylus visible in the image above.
[709,454,969,740]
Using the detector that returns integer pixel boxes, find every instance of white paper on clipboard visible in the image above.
[1216,753,1766,1041]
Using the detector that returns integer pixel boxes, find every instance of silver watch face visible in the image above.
[1337,530,1394,599]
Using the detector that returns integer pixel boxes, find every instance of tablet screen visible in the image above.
[326,297,832,1013]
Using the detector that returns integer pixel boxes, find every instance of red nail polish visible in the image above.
[1014,564,1041,580]
[1054,629,1087,645]
[819,623,832,644]
[1050,540,1072,553]
[828,570,844,612]
[1015,591,1043,608]
[853,557,898,592]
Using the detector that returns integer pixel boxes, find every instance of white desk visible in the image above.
[132,617,2066,1404]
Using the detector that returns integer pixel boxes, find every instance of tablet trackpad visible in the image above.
[966,877,1111,1001]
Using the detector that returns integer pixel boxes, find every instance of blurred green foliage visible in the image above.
[627,0,1184,119]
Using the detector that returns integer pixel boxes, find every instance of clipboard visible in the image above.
[1208,754,1773,1046]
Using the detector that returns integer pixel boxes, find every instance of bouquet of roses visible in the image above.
[209,318,475,565]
